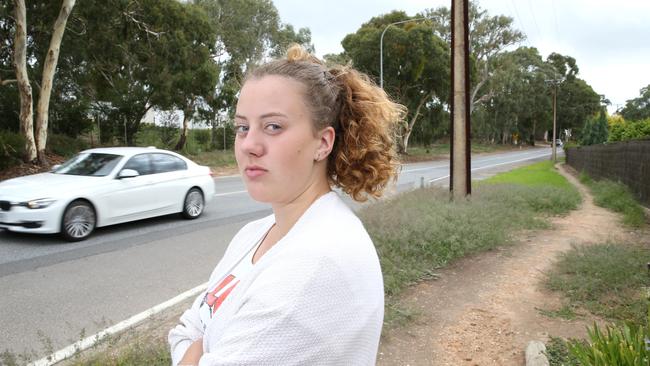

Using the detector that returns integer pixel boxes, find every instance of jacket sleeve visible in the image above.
[198,256,382,366]
[168,291,206,366]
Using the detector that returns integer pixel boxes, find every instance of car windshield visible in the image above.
[53,153,123,176]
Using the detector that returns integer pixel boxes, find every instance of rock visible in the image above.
[525,340,549,366]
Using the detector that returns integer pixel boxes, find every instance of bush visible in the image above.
[580,112,609,146]
[0,130,25,170]
[47,133,89,158]
[608,118,650,142]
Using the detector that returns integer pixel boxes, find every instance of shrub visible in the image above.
[568,322,649,366]
[608,118,650,142]
[0,130,25,170]
[47,133,89,158]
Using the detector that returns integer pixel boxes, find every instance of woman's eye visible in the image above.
[265,123,282,133]
[234,124,249,134]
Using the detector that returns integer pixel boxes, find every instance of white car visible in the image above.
[0,147,215,241]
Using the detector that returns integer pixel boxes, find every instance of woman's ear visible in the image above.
[315,126,335,161]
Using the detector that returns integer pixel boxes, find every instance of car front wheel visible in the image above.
[61,200,96,241]
[182,188,204,219]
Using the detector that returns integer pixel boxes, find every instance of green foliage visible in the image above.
[341,11,449,151]
[568,322,649,366]
[47,134,89,158]
[0,130,25,170]
[621,84,650,121]
[580,112,609,146]
[581,174,647,228]
[546,336,581,366]
[546,243,650,324]
[608,118,650,142]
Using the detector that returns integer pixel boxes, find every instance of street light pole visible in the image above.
[380,17,431,89]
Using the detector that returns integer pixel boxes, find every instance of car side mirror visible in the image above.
[51,164,61,172]
[117,169,140,179]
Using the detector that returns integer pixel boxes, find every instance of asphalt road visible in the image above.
[0,147,557,358]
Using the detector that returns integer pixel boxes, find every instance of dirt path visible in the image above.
[377,164,641,366]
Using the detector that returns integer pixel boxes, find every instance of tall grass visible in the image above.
[546,243,650,325]
[363,182,580,305]
[579,173,647,228]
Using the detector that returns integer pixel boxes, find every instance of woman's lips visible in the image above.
[245,166,267,178]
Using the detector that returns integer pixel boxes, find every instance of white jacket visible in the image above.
[169,192,384,365]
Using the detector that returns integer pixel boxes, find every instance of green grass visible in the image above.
[537,304,579,320]
[546,243,650,325]
[579,173,647,228]
[185,149,237,171]
[402,142,512,163]
[545,336,581,366]
[484,160,574,189]
[361,161,581,324]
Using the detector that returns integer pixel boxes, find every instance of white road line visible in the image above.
[427,152,550,183]
[29,282,209,366]
[403,149,549,173]
[214,190,248,197]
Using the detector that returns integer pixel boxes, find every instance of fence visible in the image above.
[566,139,650,207]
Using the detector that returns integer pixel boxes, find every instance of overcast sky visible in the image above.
[272,0,650,112]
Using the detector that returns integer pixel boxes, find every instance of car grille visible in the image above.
[0,201,11,211]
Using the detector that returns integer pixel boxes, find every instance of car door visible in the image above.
[106,153,159,223]
[148,153,189,213]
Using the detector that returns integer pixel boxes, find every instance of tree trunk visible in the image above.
[35,0,76,165]
[401,92,432,153]
[175,101,194,151]
[13,0,37,162]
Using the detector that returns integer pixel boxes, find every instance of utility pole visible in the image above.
[450,0,471,199]
[545,78,561,163]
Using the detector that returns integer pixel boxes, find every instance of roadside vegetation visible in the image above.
[544,242,650,365]
[542,169,649,365]
[579,172,647,228]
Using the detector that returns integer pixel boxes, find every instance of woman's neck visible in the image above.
[271,180,330,237]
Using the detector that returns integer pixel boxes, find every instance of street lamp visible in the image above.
[380,17,431,89]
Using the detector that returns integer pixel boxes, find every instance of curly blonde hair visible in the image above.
[246,44,406,201]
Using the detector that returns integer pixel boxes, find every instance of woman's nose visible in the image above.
[238,127,265,157]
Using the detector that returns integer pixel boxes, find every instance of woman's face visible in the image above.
[234,75,332,204]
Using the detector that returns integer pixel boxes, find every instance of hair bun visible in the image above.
[286,43,322,65]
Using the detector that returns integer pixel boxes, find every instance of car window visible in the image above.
[122,154,153,175]
[151,153,187,173]
[54,153,123,176]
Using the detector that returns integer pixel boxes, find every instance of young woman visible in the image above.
[169,45,405,366]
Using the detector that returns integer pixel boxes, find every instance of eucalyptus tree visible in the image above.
[341,11,449,152]
[420,2,524,114]
[621,84,650,121]
[71,0,219,146]
[193,0,313,147]
[1,0,76,163]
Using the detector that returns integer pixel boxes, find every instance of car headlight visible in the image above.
[22,198,57,209]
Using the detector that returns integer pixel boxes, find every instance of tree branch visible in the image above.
[1,78,17,86]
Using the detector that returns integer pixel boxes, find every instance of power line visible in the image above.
[551,0,560,38]
[525,0,541,40]
[507,0,532,47]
